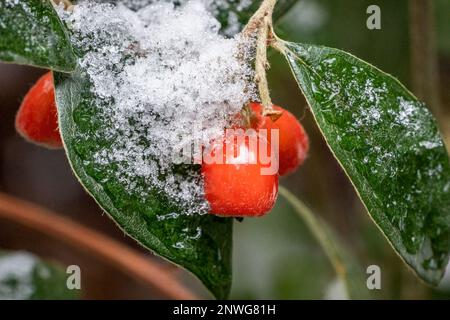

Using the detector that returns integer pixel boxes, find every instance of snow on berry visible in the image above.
[56,0,256,215]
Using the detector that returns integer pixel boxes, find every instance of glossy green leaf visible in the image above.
[281,41,450,285]
[0,0,76,71]
[0,251,78,300]
[279,187,369,299]
[53,69,233,299]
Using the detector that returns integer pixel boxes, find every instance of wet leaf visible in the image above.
[281,41,450,285]
[0,0,76,72]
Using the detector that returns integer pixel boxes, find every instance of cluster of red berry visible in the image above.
[202,102,309,217]
[16,72,309,218]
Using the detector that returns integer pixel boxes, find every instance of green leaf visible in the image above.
[0,251,78,300]
[53,69,233,299]
[280,41,450,285]
[279,186,369,299]
[0,0,76,72]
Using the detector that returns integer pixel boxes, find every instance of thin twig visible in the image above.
[279,186,369,299]
[241,0,282,121]
[409,0,441,114]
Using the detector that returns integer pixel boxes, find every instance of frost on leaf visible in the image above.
[56,0,255,215]
[0,0,76,71]
[285,42,450,282]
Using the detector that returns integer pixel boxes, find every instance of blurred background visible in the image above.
[0,0,450,299]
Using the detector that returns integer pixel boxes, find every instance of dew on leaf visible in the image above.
[286,42,450,279]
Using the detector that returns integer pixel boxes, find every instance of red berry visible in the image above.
[202,130,278,217]
[15,72,62,149]
[250,102,309,176]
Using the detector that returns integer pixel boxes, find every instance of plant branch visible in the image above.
[241,0,282,121]
[241,0,278,37]
[279,186,369,299]
[0,192,198,300]
[409,0,441,114]
[51,0,73,10]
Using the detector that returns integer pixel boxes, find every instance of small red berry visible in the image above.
[202,130,278,217]
[15,72,62,149]
[250,102,309,176]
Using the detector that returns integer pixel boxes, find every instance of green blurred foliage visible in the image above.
[0,251,79,300]
[436,0,450,55]
[277,0,410,83]
[231,197,335,299]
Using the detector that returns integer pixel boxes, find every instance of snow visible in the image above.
[0,252,39,300]
[57,0,255,214]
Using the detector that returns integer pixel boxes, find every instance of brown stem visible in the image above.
[409,0,441,114]
[51,0,73,10]
[0,192,198,300]
[241,0,277,37]
[241,0,282,121]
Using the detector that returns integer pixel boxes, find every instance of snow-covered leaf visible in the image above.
[282,41,450,285]
[0,0,76,71]
[52,1,253,299]
[54,68,233,299]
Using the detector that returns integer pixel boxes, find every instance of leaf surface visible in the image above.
[0,0,76,71]
[282,41,450,284]
[54,69,233,299]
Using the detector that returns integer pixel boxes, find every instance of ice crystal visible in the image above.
[0,252,38,300]
[57,0,255,214]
